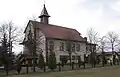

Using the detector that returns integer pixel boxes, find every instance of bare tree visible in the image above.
[0,21,22,74]
[66,40,72,66]
[87,28,99,44]
[98,36,108,66]
[87,28,99,67]
[32,17,37,72]
[0,21,23,53]
[66,31,73,67]
[28,16,44,72]
[105,32,119,54]
[96,36,108,51]
[104,32,120,65]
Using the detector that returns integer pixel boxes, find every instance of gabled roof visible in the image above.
[27,20,87,42]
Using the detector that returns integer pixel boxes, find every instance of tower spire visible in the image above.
[39,4,50,24]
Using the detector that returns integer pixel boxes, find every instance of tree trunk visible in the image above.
[112,44,114,55]
[69,53,72,67]
[112,44,115,65]
[102,47,105,67]
[33,22,36,72]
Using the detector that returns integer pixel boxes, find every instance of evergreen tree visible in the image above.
[1,34,9,61]
[0,47,3,66]
[48,50,56,71]
[1,34,10,75]
[38,52,45,69]
[16,53,24,74]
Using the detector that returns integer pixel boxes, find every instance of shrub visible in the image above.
[16,60,22,74]
[60,56,68,67]
[48,50,56,71]
[38,53,45,69]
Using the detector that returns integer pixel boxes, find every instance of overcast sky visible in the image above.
[0,0,120,54]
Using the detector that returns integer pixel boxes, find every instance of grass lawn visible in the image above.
[2,65,120,77]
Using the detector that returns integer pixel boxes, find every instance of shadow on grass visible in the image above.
[0,64,118,77]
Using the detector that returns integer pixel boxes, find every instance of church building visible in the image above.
[21,4,95,63]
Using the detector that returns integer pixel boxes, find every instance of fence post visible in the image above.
[83,62,85,69]
[117,59,119,65]
[4,64,9,76]
[58,62,61,71]
[78,61,80,68]
[72,62,74,70]
[26,64,28,74]
[43,63,46,72]
[110,60,112,66]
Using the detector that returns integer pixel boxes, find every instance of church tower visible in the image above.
[39,4,50,24]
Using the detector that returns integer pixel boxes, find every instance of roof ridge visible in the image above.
[30,20,40,23]
[30,20,77,30]
[48,24,77,30]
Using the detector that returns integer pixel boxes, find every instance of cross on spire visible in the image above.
[44,0,45,5]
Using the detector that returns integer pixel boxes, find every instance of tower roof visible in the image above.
[39,4,50,18]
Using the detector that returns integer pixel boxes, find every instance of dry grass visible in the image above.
[3,65,120,77]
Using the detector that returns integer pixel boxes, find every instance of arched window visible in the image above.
[49,41,54,50]
[59,42,64,51]
[76,44,80,51]
[72,43,75,52]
